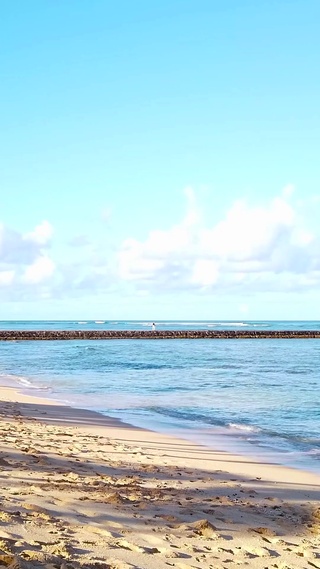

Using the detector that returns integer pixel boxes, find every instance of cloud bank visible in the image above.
[1,188,319,303]
[0,220,56,296]
[118,187,320,294]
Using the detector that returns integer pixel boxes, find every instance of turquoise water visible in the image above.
[0,320,319,473]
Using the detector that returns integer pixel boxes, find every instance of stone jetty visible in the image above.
[0,330,319,340]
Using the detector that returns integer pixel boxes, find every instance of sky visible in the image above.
[1,0,320,320]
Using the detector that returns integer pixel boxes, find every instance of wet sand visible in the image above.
[0,386,319,569]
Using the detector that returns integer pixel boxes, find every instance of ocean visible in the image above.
[0,320,319,473]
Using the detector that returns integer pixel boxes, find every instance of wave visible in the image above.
[16,376,33,387]
[0,373,50,391]
[228,422,261,433]
[142,407,319,448]
[177,322,213,326]
[207,322,271,328]
[15,376,51,391]
[0,372,33,387]
[142,322,224,327]
[207,322,249,327]
[137,321,272,329]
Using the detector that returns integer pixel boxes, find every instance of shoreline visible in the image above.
[3,383,320,483]
[1,385,320,568]
[8,374,320,476]
[4,383,320,483]
[17,377,320,477]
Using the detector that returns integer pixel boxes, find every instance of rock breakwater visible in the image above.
[0,330,319,340]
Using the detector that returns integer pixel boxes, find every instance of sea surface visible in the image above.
[0,320,319,473]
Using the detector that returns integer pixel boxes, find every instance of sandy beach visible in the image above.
[0,386,319,569]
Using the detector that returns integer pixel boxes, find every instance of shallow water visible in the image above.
[0,320,319,473]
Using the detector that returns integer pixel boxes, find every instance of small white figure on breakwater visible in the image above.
[152,322,156,331]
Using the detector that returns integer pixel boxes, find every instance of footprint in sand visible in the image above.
[105,560,138,569]
[175,563,201,569]
[242,546,280,558]
[250,526,277,538]
[85,525,123,539]
[116,539,160,554]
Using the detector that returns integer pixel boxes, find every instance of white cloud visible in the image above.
[0,270,15,286]
[238,303,249,314]
[199,196,295,262]
[118,188,202,282]
[117,187,320,293]
[23,256,56,284]
[0,220,56,297]
[24,220,53,245]
[1,188,319,304]
[191,260,219,286]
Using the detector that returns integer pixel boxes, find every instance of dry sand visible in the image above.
[0,385,319,569]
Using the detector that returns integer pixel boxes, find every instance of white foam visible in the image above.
[179,322,209,326]
[209,322,249,327]
[226,322,248,326]
[142,322,212,327]
[0,373,48,391]
[228,422,261,433]
[16,377,33,387]
[0,373,31,386]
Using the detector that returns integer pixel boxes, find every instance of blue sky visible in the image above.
[1,0,320,320]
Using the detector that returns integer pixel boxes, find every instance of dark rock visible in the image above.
[0,330,319,341]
